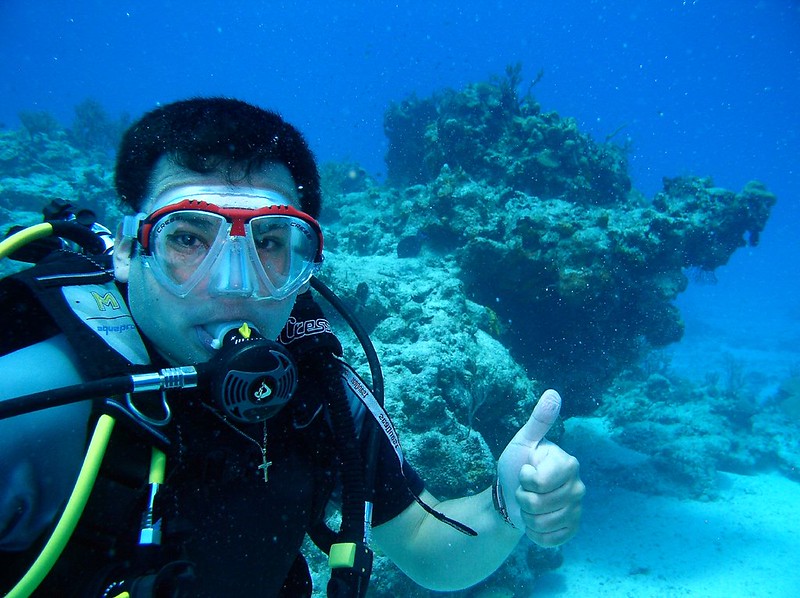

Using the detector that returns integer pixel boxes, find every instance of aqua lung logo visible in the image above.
[64,284,150,365]
[341,366,404,460]
[254,379,273,401]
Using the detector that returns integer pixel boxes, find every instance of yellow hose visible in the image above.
[149,447,166,485]
[5,414,116,598]
[0,223,54,261]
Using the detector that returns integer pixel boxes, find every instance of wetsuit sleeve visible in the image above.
[365,424,426,527]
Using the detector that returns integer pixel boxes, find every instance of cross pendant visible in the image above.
[258,458,272,483]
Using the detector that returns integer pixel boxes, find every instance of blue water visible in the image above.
[2,1,797,329]
[1,0,798,594]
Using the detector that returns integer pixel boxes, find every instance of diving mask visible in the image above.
[123,186,323,300]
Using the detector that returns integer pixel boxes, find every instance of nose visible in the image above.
[208,237,257,297]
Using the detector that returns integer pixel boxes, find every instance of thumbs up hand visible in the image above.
[497,390,585,547]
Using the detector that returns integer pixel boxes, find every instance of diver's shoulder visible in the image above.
[0,334,85,400]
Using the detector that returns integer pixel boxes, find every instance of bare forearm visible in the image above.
[373,488,523,591]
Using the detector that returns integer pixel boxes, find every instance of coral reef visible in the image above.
[0,105,121,230]
[0,103,124,280]
[372,71,776,415]
[384,64,632,206]
[594,356,800,499]
[310,72,778,591]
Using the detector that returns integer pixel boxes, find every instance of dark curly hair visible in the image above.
[114,98,321,218]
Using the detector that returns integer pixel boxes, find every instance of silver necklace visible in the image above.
[203,404,271,483]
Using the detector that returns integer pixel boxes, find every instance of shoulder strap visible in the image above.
[0,250,150,378]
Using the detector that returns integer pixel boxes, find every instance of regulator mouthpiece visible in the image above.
[208,322,297,423]
[209,321,257,350]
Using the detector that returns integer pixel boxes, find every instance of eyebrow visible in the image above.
[165,213,217,231]
[253,219,290,231]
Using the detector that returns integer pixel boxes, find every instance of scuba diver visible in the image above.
[0,98,584,597]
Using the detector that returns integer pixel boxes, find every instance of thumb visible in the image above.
[497,389,562,529]
[519,389,561,446]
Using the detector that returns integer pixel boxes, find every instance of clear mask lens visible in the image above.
[144,209,320,300]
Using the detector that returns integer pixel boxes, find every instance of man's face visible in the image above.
[113,159,311,365]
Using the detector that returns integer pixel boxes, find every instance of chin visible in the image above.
[188,346,215,365]
[159,344,211,367]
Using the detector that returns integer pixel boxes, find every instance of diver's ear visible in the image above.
[113,223,133,283]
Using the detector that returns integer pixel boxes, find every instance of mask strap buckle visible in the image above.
[122,213,146,240]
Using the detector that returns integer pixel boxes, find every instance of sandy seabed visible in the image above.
[533,358,800,598]
[530,310,800,598]
[532,463,799,598]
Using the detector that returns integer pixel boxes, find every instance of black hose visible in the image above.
[315,357,366,540]
[310,277,383,505]
[0,376,133,420]
[310,278,383,407]
[49,221,109,255]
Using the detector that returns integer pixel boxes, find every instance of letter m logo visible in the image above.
[91,291,120,311]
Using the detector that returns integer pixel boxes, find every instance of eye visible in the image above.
[252,222,290,253]
[168,232,205,250]
[254,234,286,251]
[156,213,219,256]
